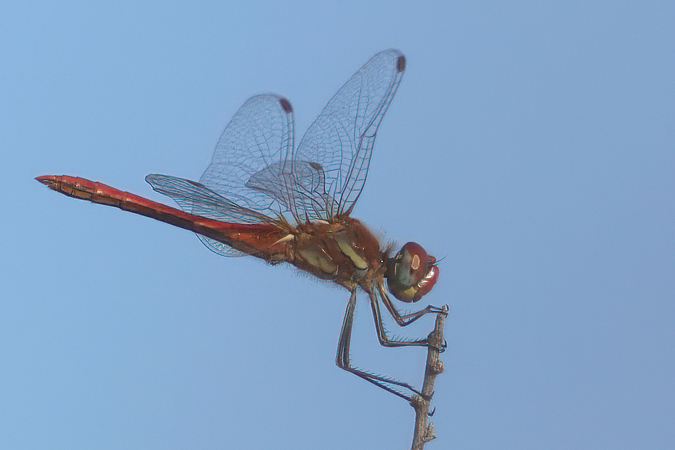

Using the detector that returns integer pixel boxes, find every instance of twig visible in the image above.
[410,304,449,450]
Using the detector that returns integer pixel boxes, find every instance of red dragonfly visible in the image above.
[37,49,444,401]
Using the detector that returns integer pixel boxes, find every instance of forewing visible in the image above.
[294,49,406,219]
[200,94,296,219]
[146,95,295,256]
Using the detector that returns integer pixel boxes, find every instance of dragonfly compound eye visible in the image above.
[386,242,439,302]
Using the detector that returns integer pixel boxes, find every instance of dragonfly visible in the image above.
[37,49,445,401]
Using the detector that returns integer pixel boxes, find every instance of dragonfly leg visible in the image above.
[368,289,437,348]
[378,283,446,327]
[336,288,424,402]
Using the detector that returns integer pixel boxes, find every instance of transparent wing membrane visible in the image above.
[148,49,405,236]
[295,49,406,218]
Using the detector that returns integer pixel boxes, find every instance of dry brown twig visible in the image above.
[410,304,449,450]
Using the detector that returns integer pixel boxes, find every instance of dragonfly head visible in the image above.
[386,242,439,303]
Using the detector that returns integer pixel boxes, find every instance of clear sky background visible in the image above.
[2,2,673,449]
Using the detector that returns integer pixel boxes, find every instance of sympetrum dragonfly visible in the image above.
[37,49,445,401]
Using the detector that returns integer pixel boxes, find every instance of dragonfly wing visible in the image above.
[145,174,277,256]
[294,49,406,219]
[196,235,245,257]
[145,174,274,224]
[199,94,296,220]
[245,159,336,222]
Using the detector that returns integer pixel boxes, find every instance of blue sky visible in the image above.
[2,1,674,449]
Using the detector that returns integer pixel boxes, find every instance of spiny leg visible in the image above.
[368,289,434,348]
[377,283,446,328]
[336,288,424,402]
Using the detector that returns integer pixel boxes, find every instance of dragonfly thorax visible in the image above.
[291,217,384,288]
